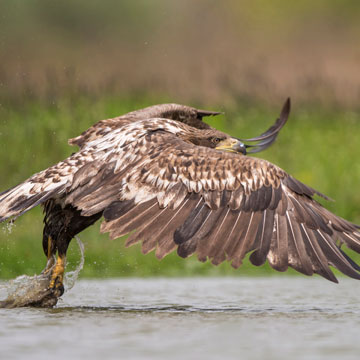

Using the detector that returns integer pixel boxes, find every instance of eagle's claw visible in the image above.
[49,277,65,297]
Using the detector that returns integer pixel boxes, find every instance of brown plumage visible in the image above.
[1,99,360,307]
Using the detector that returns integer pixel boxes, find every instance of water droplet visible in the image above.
[2,221,15,235]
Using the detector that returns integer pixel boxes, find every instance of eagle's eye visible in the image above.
[211,137,222,145]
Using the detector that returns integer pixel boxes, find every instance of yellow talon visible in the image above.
[49,254,66,291]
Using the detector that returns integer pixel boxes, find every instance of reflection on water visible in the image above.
[1,277,360,360]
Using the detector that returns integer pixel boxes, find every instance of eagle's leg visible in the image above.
[41,236,56,275]
[41,201,71,298]
[49,253,66,297]
[42,201,102,299]
[42,225,71,297]
[40,234,70,297]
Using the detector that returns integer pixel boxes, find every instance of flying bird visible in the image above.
[1,99,360,307]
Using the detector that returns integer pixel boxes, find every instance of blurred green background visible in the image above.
[0,1,359,279]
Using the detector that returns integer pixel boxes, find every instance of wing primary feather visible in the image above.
[126,194,196,248]
[339,232,360,253]
[142,194,200,258]
[259,186,273,211]
[283,175,331,201]
[268,213,289,272]
[140,208,173,254]
[211,210,243,265]
[126,205,174,248]
[268,187,282,210]
[231,211,263,268]
[176,206,216,259]
[101,199,160,239]
[153,196,202,258]
[174,199,210,245]
[226,210,255,257]
[178,206,229,259]
[249,209,275,266]
[315,230,360,280]
[338,247,360,272]
[302,202,333,234]
[103,200,137,222]
[196,207,230,261]
[300,224,338,283]
[207,209,241,264]
[285,211,313,275]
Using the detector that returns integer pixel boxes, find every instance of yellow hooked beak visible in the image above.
[215,138,247,155]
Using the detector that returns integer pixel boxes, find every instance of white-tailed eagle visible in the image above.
[1,99,360,307]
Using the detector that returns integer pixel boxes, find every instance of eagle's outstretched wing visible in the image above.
[68,103,221,149]
[65,124,360,283]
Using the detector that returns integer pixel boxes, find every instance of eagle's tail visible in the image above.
[0,165,70,224]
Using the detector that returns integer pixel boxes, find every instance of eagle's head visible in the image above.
[179,128,247,155]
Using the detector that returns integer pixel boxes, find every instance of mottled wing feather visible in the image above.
[0,149,96,222]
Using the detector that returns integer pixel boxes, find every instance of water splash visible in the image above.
[0,236,85,308]
[64,236,85,291]
[0,272,54,308]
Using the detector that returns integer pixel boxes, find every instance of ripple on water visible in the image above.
[1,277,360,360]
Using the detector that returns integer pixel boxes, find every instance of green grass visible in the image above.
[0,96,359,279]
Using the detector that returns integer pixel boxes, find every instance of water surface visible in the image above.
[1,277,360,360]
